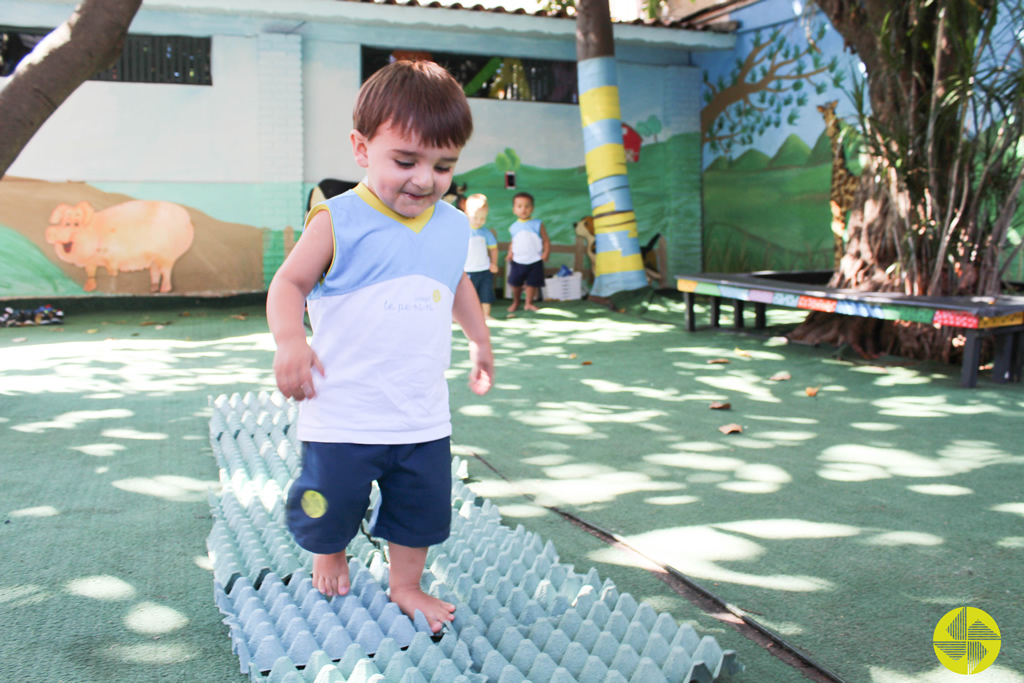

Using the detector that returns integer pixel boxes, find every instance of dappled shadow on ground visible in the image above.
[0,308,276,681]
[6,299,1023,681]
[451,300,1024,682]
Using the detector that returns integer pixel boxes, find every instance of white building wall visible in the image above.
[257,32,305,230]
[5,35,262,184]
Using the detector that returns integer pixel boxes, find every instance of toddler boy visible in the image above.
[505,192,550,312]
[266,60,493,633]
[463,193,499,319]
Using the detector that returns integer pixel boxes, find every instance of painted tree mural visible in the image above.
[494,148,521,175]
[635,115,663,143]
[702,16,842,159]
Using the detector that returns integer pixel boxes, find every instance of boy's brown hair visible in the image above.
[354,60,473,149]
[513,192,534,205]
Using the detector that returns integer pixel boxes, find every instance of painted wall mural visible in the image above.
[693,0,860,274]
[45,200,195,293]
[695,0,1024,280]
[0,177,266,297]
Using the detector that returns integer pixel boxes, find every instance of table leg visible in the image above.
[961,330,980,388]
[993,331,1014,383]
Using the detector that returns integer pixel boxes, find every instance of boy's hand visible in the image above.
[489,263,499,274]
[273,337,325,401]
[468,342,494,396]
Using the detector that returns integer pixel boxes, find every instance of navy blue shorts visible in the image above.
[508,260,545,288]
[468,270,496,304]
[286,438,452,554]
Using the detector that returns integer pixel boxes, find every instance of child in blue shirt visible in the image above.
[506,191,550,312]
[266,60,493,633]
[463,193,499,319]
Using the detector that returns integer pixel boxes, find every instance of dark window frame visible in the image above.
[1,26,212,85]
[362,46,578,105]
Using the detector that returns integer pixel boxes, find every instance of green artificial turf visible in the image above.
[449,296,1024,683]
[3,294,1022,682]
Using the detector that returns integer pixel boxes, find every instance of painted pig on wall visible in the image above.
[45,200,195,293]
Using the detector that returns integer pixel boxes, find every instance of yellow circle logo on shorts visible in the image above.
[432,289,441,303]
[301,490,328,519]
[933,607,1001,674]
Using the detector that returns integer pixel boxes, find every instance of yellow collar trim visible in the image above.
[355,183,434,233]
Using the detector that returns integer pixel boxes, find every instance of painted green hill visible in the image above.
[768,134,811,168]
[730,148,771,171]
[0,225,82,297]
[705,155,731,172]
[456,132,701,247]
[808,130,833,165]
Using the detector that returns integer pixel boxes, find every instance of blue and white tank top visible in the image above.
[299,183,470,444]
[509,218,543,264]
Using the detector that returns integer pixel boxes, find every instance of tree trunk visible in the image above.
[789,163,960,362]
[576,0,615,61]
[0,0,142,179]
[575,0,648,298]
[788,1,1014,365]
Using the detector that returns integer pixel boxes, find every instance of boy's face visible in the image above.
[469,203,488,228]
[513,196,534,220]
[351,121,461,218]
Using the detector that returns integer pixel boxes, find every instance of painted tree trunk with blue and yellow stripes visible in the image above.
[576,0,647,297]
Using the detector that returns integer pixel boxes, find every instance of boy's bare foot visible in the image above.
[312,551,350,597]
[389,585,455,633]
[524,303,539,311]
[507,302,519,312]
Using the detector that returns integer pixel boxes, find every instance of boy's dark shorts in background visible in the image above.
[286,438,452,553]
[468,270,496,304]
[508,260,545,288]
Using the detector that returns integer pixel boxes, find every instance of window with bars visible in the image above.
[362,47,578,105]
[1,27,212,85]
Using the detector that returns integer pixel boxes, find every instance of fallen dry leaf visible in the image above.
[179,311,192,317]
[770,371,791,381]
[139,320,171,327]
[86,329,99,334]
[231,314,249,321]
[581,361,593,366]
[806,386,821,397]
[707,358,730,365]
[569,353,577,359]
[734,348,751,358]
[718,423,743,434]
[709,402,731,410]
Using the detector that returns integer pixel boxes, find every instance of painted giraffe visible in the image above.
[817,100,859,270]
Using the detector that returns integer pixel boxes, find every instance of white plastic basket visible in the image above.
[544,272,583,301]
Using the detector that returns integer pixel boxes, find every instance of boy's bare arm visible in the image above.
[267,212,333,399]
[452,273,493,395]
[540,223,550,261]
[488,245,499,273]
